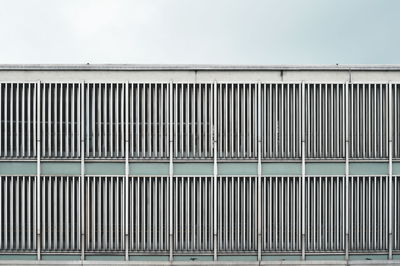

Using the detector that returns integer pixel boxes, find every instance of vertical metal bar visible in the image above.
[388,81,393,259]
[80,82,85,260]
[257,82,262,261]
[213,81,218,261]
[301,81,305,260]
[36,81,41,260]
[345,81,350,260]
[169,81,173,261]
[124,82,129,260]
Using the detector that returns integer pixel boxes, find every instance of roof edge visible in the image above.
[0,64,400,71]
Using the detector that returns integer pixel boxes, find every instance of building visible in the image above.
[0,64,399,265]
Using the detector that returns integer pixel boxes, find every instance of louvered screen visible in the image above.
[217,84,258,159]
[393,84,400,158]
[305,84,345,159]
[85,83,125,158]
[349,84,388,159]
[393,176,400,251]
[173,176,213,251]
[129,83,169,159]
[0,176,36,251]
[40,83,81,158]
[173,84,214,159]
[40,176,80,251]
[349,175,388,251]
[129,176,169,251]
[261,176,301,251]
[305,176,345,251]
[218,176,257,251]
[0,83,37,158]
[85,176,124,251]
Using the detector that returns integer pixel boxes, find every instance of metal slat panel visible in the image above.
[261,83,301,159]
[393,84,400,158]
[172,83,213,159]
[218,84,257,159]
[349,84,388,158]
[40,83,80,158]
[349,175,388,251]
[129,83,169,159]
[305,84,345,158]
[394,176,400,250]
[85,176,124,251]
[305,176,345,251]
[40,176,80,251]
[0,176,36,251]
[85,83,125,158]
[218,176,257,251]
[0,83,36,158]
[173,176,213,251]
[262,176,301,251]
[129,176,169,251]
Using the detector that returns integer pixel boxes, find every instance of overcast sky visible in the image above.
[0,0,399,64]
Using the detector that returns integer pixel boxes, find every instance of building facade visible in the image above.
[0,65,400,264]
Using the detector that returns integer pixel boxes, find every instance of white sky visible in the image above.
[0,0,399,64]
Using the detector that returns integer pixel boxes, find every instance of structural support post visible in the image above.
[80,81,85,261]
[124,82,130,261]
[301,81,306,260]
[36,81,41,261]
[213,81,218,261]
[388,81,393,260]
[169,81,174,262]
[257,82,262,261]
[345,81,350,260]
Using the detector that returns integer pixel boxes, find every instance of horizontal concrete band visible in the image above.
[1,259,400,266]
[1,161,398,176]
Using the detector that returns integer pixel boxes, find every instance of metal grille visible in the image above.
[129,83,169,159]
[0,176,36,251]
[85,83,125,158]
[217,84,258,159]
[393,84,400,158]
[174,176,213,251]
[349,175,388,251]
[394,176,400,250]
[173,84,214,159]
[41,83,81,158]
[349,84,388,158]
[305,84,345,158]
[85,176,125,251]
[305,176,345,251]
[40,176,80,251]
[261,176,301,251]
[218,176,257,251]
[261,83,301,159]
[0,83,37,158]
[129,176,169,251]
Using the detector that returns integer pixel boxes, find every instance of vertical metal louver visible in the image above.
[349,176,388,251]
[174,176,213,251]
[305,176,345,251]
[40,176,80,251]
[394,176,400,250]
[85,83,125,158]
[217,84,258,159]
[305,84,345,158]
[41,83,81,158]
[0,83,37,158]
[129,83,169,159]
[85,176,124,251]
[393,84,400,158]
[261,83,301,159]
[129,176,169,251]
[0,176,36,251]
[349,84,388,158]
[218,176,257,251]
[173,84,214,159]
[262,176,301,251]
